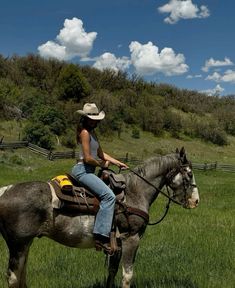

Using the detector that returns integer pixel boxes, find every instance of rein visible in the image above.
[127,167,183,226]
[128,168,182,206]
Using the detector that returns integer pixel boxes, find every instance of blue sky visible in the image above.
[1,0,235,96]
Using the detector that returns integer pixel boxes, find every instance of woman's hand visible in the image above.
[99,160,110,168]
[116,161,129,170]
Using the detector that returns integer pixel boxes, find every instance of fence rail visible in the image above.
[1,141,235,172]
[28,143,50,158]
[0,141,28,149]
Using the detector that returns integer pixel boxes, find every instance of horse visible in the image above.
[0,147,199,288]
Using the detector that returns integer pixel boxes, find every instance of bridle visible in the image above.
[128,162,197,225]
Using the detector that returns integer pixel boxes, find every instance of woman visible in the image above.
[71,103,128,254]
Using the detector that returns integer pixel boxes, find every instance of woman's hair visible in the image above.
[76,116,93,144]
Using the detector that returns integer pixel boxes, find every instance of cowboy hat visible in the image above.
[76,103,105,120]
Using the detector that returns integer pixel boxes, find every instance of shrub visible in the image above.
[9,154,24,165]
[194,121,228,146]
[163,109,182,137]
[61,130,76,149]
[23,123,54,149]
[132,128,140,139]
[31,105,67,136]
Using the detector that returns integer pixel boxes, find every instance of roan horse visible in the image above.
[0,147,199,288]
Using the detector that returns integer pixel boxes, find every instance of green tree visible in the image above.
[31,105,67,136]
[23,123,53,149]
[56,64,91,101]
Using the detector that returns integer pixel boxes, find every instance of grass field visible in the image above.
[0,146,234,287]
[0,119,235,287]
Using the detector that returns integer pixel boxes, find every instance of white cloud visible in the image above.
[158,0,210,24]
[202,57,234,72]
[93,52,131,72]
[206,71,221,82]
[222,70,235,83]
[186,74,202,79]
[38,41,67,61]
[38,18,97,60]
[129,41,188,76]
[201,84,225,96]
[206,70,235,83]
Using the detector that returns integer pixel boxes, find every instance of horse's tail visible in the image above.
[0,185,13,236]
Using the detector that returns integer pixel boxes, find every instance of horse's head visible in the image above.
[166,147,199,209]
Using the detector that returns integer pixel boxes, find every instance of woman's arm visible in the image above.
[98,147,129,169]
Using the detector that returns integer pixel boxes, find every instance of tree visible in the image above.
[31,105,67,136]
[23,123,54,149]
[56,64,91,101]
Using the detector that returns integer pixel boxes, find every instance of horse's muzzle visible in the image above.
[184,198,199,209]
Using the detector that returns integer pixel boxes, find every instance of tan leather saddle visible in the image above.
[49,169,126,215]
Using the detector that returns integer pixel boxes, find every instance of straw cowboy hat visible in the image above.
[76,103,105,120]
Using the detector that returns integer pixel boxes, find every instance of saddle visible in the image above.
[49,169,126,215]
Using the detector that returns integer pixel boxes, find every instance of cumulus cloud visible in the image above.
[201,84,225,96]
[93,52,131,72]
[206,72,221,82]
[206,70,235,83]
[202,57,234,72]
[129,41,188,76]
[38,18,97,60]
[186,74,202,79]
[222,70,235,83]
[158,0,210,24]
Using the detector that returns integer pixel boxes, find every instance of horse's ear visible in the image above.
[175,148,180,154]
[179,147,187,163]
[179,147,185,157]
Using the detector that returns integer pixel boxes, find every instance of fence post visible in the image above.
[125,153,129,162]
[48,150,53,161]
[72,149,75,159]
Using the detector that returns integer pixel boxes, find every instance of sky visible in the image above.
[1,0,235,96]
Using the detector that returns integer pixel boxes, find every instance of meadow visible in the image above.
[0,145,234,288]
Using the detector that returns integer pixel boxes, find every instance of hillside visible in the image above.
[1,53,235,152]
[1,119,235,165]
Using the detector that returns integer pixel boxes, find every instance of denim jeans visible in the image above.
[71,163,116,238]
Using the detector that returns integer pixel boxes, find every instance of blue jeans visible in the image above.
[71,163,116,238]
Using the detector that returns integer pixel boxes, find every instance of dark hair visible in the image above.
[76,116,94,144]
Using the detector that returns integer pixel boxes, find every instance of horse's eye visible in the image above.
[188,171,193,179]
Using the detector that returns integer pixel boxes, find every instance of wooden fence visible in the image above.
[0,141,28,149]
[0,141,79,161]
[1,141,235,172]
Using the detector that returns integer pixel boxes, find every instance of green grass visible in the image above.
[0,120,235,287]
[0,149,234,287]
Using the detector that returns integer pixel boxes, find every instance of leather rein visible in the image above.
[125,165,192,226]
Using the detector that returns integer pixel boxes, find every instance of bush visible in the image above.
[61,130,76,149]
[23,123,54,149]
[31,105,67,136]
[9,154,24,165]
[163,109,182,138]
[194,121,228,146]
[132,128,140,139]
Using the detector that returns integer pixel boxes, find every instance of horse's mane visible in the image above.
[132,153,180,178]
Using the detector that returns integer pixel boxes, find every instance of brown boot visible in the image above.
[94,234,114,255]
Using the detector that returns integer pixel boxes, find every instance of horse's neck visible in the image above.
[125,155,178,212]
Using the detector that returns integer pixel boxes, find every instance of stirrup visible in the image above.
[95,240,114,255]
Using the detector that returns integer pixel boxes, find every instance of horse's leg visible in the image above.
[6,240,33,288]
[121,234,140,288]
[106,248,122,288]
